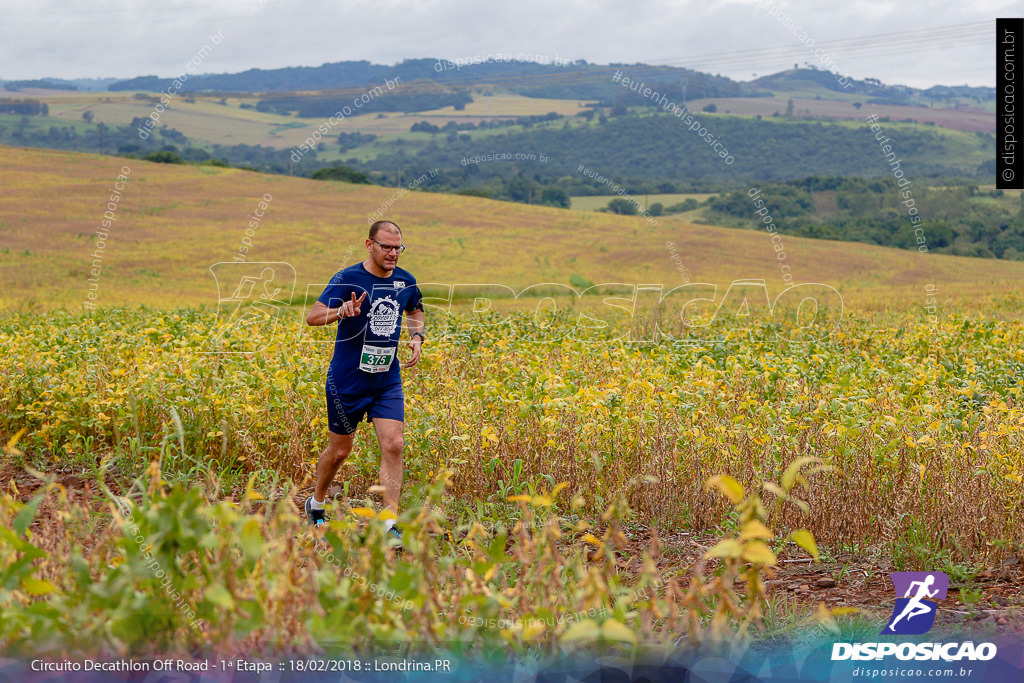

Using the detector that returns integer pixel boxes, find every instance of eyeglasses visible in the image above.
[371,239,406,254]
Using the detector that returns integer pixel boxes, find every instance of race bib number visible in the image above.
[359,344,395,373]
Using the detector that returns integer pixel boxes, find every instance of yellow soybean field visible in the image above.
[4,303,1023,556]
[2,301,1023,655]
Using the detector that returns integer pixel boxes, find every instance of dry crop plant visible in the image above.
[0,455,826,657]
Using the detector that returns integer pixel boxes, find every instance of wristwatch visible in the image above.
[411,332,425,342]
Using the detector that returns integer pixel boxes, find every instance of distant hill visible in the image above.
[353,110,993,189]
[0,60,997,225]
[1,78,120,92]
[105,60,995,109]
[1,79,77,91]
[106,58,762,103]
[750,69,994,104]
[0,98,992,199]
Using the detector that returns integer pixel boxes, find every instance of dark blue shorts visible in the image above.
[325,378,405,435]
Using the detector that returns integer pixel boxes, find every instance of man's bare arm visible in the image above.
[403,308,425,368]
[406,308,424,337]
[306,292,367,326]
[306,301,336,326]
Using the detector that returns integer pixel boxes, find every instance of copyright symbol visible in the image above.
[1003,169,1015,182]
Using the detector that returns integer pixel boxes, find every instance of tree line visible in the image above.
[708,176,1024,260]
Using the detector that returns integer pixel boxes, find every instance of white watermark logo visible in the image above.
[137,31,225,139]
[290,77,401,165]
[611,70,734,165]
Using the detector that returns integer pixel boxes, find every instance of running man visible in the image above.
[304,220,424,539]
[886,574,938,632]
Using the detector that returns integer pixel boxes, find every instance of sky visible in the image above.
[0,0,1014,89]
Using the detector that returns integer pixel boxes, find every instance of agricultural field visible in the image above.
[13,89,321,148]
[689,96,995,133]
[2,146,1024,661]
[7,88,589,151]
[415,92,589,117]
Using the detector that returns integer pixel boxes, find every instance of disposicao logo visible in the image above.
[883,571,949,635]
[831,570,998,662]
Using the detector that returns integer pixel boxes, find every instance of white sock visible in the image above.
[384,518,397,531]
[310,497,325,510]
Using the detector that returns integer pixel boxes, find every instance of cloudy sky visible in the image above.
[1,0,1012,88]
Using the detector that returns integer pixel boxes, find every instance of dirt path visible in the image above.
[619,527,1024,635]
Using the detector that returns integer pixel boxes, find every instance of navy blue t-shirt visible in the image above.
[317,263,423,394]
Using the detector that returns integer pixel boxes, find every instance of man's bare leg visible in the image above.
[371,418,404,514]
[314,431,355,503]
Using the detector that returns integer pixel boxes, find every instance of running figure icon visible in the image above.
[886,575,938,631]
[882,571,948,635]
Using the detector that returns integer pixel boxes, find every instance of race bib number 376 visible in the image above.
[359,344,395,373]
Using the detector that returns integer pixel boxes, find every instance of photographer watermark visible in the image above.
[865,113,929,252]
[575,164,657,227]
[285,279,845,346]
[458,606,608,630]
[203,262,295,352]
[83,166,131,311]
[754,0,853,90]
[137,30,224,139]
[461,151,549,166]
[414,278,844,344]
[434,52,569,72]
[748,187,795,289]
[290,77,402,165]
[665,241,691,285]
[210,272,844,352]
[611,71,734,165]
[300,531,412,610]
[997,18,1022,189]
[865,112,937,322]
[366,168,438,223]
[232,193,273,262]
[113,497,204,632]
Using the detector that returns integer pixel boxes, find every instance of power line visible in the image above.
[7,20,993,97]
[643,21,992,73]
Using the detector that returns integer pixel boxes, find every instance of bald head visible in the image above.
[369,220,401,240]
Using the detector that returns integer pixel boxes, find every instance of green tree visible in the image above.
[143,150,185,164]
[606,198,638,215]
[507,175,542,203]
[540,187,570,208]
[311,166,370,183]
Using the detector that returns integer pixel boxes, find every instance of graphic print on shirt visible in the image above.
[359,288,404,374]
[368,294,401,336]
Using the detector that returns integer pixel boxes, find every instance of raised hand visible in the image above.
[339,291,367,318]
